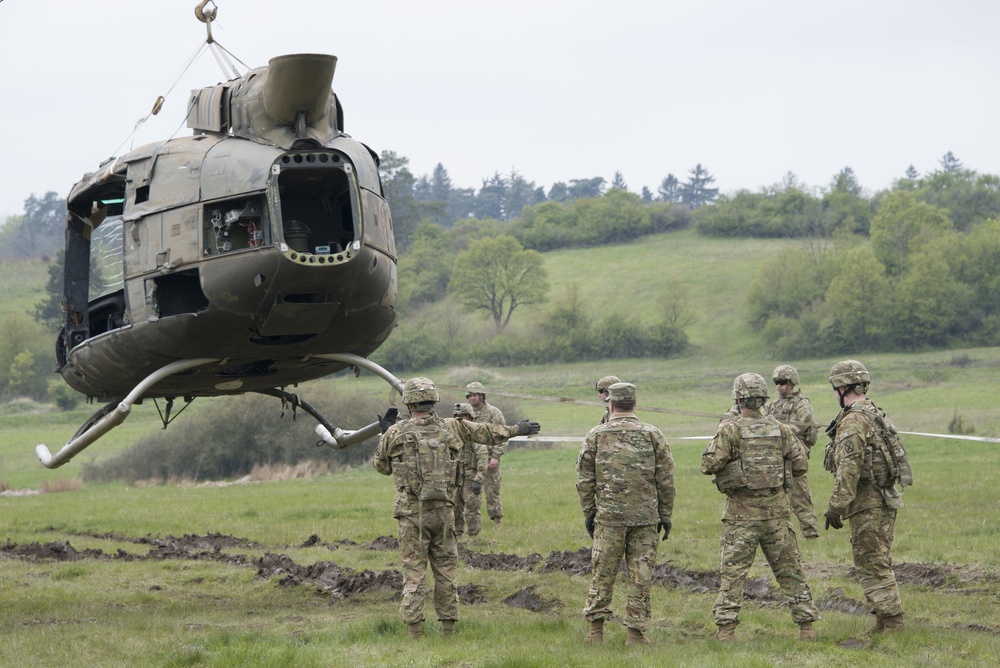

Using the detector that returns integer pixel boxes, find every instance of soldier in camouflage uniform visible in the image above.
[374,377,540,638]
[764,365,820,538]
[577,382,675,646]
[450,403,488,538]
[702,373,820,642]
[465,381,508,529]
[595,375,621,424]
[823,360,906,633]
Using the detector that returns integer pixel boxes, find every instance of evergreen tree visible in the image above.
[610,170,628,191]
[680,164,718,209]
[939,151,963,173]
[658,174,682,203]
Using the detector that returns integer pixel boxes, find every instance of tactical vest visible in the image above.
[391,419,460,503]
[713,417,786,493]
[851,402,914,489]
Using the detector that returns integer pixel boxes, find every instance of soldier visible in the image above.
[823,360,908,633]
[701,373,820,642]
[594,375,621,424]
[577,382,675,646]
[451,403,488,539]
[764,365,821,538]
[373,377,540,638]
[465,381,508,529]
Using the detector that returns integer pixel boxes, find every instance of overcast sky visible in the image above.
[1,0,997,220]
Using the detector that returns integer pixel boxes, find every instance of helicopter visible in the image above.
[36,4,404,469]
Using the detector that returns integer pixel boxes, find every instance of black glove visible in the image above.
[516,420,541,436]
[824,509,844,530]
[657,520,672,541]
[470,480,482,495]
[378,407,399,434]
[585,513,596,538]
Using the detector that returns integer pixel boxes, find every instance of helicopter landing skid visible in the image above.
[36,358,220,469]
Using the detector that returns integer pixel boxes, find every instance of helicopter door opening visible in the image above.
[275,155,357,257]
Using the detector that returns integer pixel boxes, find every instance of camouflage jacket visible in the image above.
[576,413,675,526]
[764,389,818,449]
[374,413,518,518]
[826,398,894,518]
[701,410,807,521]
[460,440,489,485]
[472,402,508,459]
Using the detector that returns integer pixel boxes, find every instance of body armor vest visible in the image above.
[713,417,786,493]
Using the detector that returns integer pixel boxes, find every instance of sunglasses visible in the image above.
[597,389,609,395]
[774,379,791,386]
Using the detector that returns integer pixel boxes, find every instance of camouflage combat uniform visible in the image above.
[373,413,520,625]
[577,409,675,631]
[472,401,507,523]
[765,389,820,537]
[825,398,904,620]
[701,410,819,627]
[454,438,488,537]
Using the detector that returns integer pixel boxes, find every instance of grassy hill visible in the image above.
[1,233,999,665]
[0,256,49,319]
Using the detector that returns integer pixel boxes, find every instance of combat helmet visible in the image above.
[732,372,769,400]
[772,364,800,386]
[828,360,870,389]
[465,381,486,396]
[403,377,440,404]
[595,376,621,392]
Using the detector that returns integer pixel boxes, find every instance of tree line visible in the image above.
[2,151,999,402]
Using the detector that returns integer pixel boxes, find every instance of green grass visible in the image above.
[0,256,49,319]
[2,424,999,665]
[2,231,999,665]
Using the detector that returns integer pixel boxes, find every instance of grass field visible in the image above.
[2,232,999,665]
[2,433,998,667]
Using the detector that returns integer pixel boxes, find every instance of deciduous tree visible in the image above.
[448,235,548,332]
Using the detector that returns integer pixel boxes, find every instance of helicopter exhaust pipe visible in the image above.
[263,54,337,127]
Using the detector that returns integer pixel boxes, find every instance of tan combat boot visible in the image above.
[798,622,816,640]
[585,619,604,643]
[715,622,737,642]
[878,614,905,633]
[442,620,456,636]
[625,628,651,645]
[407,622,423,639]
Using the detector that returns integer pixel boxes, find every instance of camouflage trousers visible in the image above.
[453,481,483,537]
[788,473,819,537]
[397,507,459,624]
[714,519,819,626]
[848,506,903,618]
[484,466,502,520]
[584,524,659,631]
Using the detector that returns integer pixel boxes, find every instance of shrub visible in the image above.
[82,389,386,483]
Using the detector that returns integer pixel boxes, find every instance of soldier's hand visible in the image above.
[377,407,399,433]
[515,420,541,436]
[824,509,844,530]
[657,520,672,541]
[470,480,482,495]
[585,513,596,539]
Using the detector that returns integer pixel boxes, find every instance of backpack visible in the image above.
[399,420,459,503]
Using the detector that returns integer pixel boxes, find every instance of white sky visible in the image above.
[1,0,998,220]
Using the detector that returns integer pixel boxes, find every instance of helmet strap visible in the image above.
[835,386,849,409]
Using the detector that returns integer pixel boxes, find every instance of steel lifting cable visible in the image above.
[104,1,249,159]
